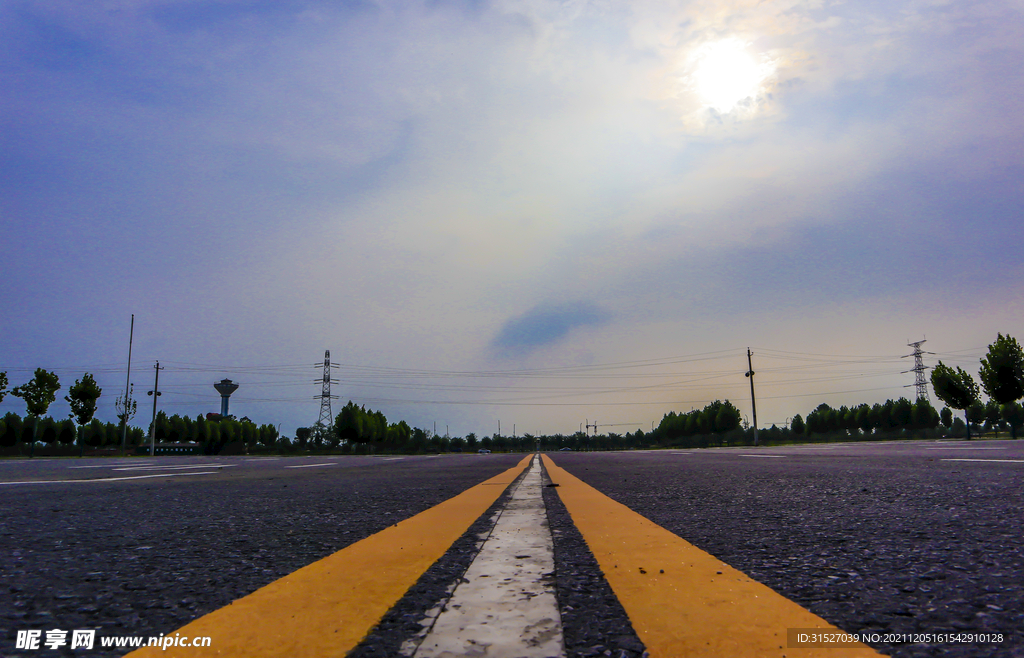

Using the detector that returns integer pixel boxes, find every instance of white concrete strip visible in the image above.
[285,463,337,469]
[113,464,234,471]
[941,458,1024,463]
[0,471,219,485]
[737,454,786,458]
[411,454,564,658]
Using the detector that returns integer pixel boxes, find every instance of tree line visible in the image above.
[2,333,1021,455]
[0,369,280,455]
[930,333,1024,440]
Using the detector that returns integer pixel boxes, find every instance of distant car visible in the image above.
[559,447,573,451]
[478,449,491,454]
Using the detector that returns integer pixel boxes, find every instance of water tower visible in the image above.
[214,379,239,417]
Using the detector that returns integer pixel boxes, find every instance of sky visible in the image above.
[2,0,1023,438]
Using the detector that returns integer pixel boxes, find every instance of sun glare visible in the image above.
[690,38,774,114]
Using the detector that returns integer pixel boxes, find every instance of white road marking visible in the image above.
[285,463,337,469]
[382,457,405,461]
[738,454,786,458]
[0,471,219,485]
[410,454,564,658]
[925,447,1006,451]
[113,464,234,471]
[941,458,1024,463]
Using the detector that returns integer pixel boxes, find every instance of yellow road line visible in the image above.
[128,455,532,657]
[543,455,881,658]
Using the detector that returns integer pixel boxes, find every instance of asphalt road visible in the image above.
[2,440,1021,657]
[552,440,1024,658]
[0,453,525,657]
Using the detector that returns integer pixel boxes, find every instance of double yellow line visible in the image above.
[130,455,878,657]
[543,455,878,658]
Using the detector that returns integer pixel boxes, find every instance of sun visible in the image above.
[689,38,774,114]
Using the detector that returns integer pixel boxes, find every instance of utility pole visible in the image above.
[745,348,759,446]
[147,361,164,457]
[586,420,597,436]
[121,314,134,456]
[902,339,933,402]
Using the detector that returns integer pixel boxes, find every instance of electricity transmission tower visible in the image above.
[902,339,933,402]
[314,350,338,437]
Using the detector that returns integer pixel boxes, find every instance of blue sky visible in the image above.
[2,0,1022,437]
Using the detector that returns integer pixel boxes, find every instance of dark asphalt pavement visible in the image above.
[550,440,1024,658]
[0,453,524,656]
[2,441,1021,657]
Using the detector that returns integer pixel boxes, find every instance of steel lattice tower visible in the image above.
[903,339,932,402]
[315,350,337,430]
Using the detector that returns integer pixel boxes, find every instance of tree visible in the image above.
[259,423,279,449]
[295,427,311,449]
[940,407,953,429]
[979,333,1024,439]
[983,400,1003,433]
[11,369,61,456]
[891,398,914,431]
[335,401,364,444]
[66,373,102,426]
[58,419,77,446]
[12,369,61,417]
[38,417,58,445]
[790,414,805,435]
[911,399,939,431]
[168,414,187,443]
[1,412,22,448]
[84,418,106,447]
[104,422,120,446]
[1003,403,1024,440]
[855,404,872,434]
[411,427,428,452]
[241,421,257,451]
[114,385,138,452]
[207,422,221,454]
[66,373,102,453]
[710,400,741,433]
[806,404,833,435]
[931,362,981,440]
[151,410,170,443]
[388,421,411,448]
[193,414,209,445]
[0,371,8,404]
[967,400,986,432]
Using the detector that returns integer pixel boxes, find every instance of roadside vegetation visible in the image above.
[1,333,1022,456]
